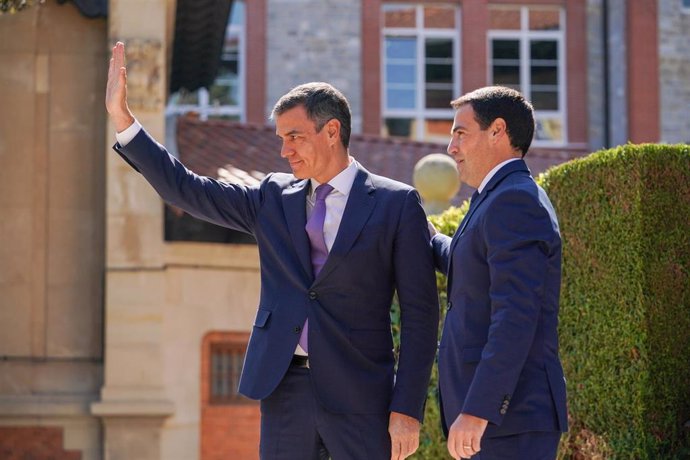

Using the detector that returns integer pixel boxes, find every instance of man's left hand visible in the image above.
[389,411,420,460]
[447,413,489,459]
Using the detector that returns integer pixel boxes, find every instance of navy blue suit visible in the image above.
[114,129,439,457]
[431,160,567,459]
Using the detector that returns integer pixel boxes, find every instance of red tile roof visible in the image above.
[175,115,588,204]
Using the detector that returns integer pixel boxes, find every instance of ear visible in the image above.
[326,119,341,145]
[489,118,507,143]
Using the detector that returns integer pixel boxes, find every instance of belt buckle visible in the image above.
[292,355,309,368]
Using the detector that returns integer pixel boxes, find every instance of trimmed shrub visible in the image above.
[541,144,690,459]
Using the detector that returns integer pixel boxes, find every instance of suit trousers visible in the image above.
[469,431,561,460]
[259,365,391,460]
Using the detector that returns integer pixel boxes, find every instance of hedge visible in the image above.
[392,144,690,459]
[542,144,690,459]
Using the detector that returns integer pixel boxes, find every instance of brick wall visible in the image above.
[0,426,81,460]
[200,331,260,460]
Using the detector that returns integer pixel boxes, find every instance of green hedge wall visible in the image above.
[393,144,690,459]
[541,144,690,459]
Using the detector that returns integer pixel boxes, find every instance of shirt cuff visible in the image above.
[115,119,142,146]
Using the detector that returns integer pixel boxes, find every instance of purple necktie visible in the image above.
[299,183,334,353]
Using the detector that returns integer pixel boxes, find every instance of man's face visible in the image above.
[275,105,332,182]
[447,104,495,189]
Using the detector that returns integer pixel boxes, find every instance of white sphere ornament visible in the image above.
[413,153,460,215]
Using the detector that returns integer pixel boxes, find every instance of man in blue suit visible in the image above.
[430,87,568,459]
[106,42,438,459]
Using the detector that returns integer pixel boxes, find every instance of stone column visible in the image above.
[91,1,176,459]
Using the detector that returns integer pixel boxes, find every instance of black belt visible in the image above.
[291,355,310,368]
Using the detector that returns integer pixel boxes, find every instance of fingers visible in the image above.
[390,438,401,460]
[390,436,418,460]
[449,436,480,459]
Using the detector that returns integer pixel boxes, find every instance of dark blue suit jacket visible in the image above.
[431,159,568,437]
[115,129,439,420]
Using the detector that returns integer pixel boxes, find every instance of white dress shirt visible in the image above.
[115,119,142,146]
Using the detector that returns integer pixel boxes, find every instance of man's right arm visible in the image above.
[430,231,452,275]
[106,42,260,234]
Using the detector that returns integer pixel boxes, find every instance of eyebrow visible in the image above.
[451,125,465,135]
[276,129,302,138]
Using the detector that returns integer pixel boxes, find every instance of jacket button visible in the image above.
[446,301,453,311]
[309,291,317,300]
[294,326,301,333]
[499,408,507,415]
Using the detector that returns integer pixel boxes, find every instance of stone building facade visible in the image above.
[659,0,690,143]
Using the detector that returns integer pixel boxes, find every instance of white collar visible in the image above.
[477,158,520,194]
[309,157,358,197]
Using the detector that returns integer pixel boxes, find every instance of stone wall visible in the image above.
[658,0,690,143]
[266,0,363,132]
[0,2,106,459]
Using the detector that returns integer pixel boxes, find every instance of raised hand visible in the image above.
[106,41,135,132]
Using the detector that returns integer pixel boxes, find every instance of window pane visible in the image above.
[426,64,453,84]
[426,39,453,85]
[424,6,455,29]
[492,40,520,87]
[529,9,560,30]
[489,7,521,30]
[424,118,453,140]
[531,40,558,61]
[531,65,558,85]
[383,5,416,28]
[425,88,453,109]
[531,90,559,110]
[171,89,199,105]
[535,117,563,142]
[493,66,520,87]
[387,88,416,109]
[229,0,244,25]
[387,63,416,84]
[493,40,520,60]
[386,37,416,60]
[426,39,453,59]
[685,0,690,8]
[384,118,414,138]
[210,341,250,405]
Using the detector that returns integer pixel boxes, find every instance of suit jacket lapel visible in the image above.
[282,179,313,279]
[448,159,530,261]
[316,167,376,282]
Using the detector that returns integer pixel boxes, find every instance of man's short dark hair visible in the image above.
[451,86,535,155]
[271,82,352,149]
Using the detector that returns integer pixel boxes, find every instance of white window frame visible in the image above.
[166,1,246,121]
[382,4,461,141]
[488,6,567,147]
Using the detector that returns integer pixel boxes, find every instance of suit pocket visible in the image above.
[462,347,484,363]
[253,308,272,328]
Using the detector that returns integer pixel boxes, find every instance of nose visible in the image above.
[280,141,293,158]
[447,137,457,156]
